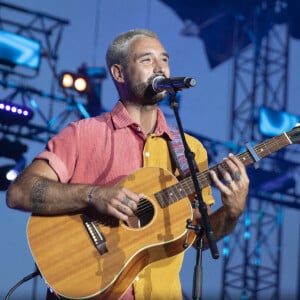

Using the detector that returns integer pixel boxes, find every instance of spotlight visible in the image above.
[60,72,74,88]
[0,29,41,70]
[6,156,26,181]
[0,138,27,191]
[59,66,106,94]
[0,100,34,124]
[259,106,300,137]
[74,76,88,93]
[0,164,14,190]
[59,71,89,93]
[0,159,26,190]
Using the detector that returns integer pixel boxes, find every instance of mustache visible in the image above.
[147,74,166,86]
[144,81,167,103]
[146,75,167,95]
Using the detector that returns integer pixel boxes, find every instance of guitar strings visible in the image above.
[98,135,289,222]
[154,134,288,209]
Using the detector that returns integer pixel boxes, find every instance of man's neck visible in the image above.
[123,101,158,136]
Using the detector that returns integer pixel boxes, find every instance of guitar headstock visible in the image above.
[287,124,300,144]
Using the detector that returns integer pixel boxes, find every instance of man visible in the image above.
[6,29,249,299]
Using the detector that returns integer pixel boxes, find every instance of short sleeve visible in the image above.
[36,123,78,183]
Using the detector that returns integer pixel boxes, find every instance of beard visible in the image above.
[143,84,167,105]
[126,75,167,106]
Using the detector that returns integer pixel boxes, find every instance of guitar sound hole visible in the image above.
[126,198,154,228]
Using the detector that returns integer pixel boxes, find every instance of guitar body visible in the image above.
[27,167,195,299]
[26,125,300,299]
[26,126,300,299]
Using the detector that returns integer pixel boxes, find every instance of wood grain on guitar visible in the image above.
[27,126,300,299]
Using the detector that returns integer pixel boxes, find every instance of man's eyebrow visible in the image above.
[136,52,151,59]
[135,51,169,59]
[162,52,169,58]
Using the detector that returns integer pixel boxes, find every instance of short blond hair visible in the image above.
[106,29,159,70]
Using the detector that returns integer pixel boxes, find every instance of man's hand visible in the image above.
[88,186,144,222]
[209,153,249,220]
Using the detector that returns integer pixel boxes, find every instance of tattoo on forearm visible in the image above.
[31,178,50,212]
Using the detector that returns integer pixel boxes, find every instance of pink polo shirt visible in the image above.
[37,100,214,300]
[37,101,173,186]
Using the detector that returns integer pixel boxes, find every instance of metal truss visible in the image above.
[0,1,69,77]
[221,2,300,299]
[0,79,89,143]
[0,1,90,143]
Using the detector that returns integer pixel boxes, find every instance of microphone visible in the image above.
[151,76,197,93]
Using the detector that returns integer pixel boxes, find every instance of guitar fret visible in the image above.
[181,177,196,194]
[155,128,297,209]
[156,135,289,207]
[156,182,187,208]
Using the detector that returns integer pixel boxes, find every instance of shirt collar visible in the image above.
[111,100,174,140]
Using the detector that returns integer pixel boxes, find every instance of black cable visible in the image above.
[4,270,40,300]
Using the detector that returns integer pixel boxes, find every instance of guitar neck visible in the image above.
[203,131,292,184]
[156,131,293,208]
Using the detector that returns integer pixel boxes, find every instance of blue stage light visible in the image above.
[0,100,34,124]
[6,156,26,181]
[0,139,28,191]
[259,106,300,137]
[0,29,41,70]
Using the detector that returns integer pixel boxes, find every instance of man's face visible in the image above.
[122,37,171,105]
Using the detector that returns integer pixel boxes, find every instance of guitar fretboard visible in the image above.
[155,131,292,208]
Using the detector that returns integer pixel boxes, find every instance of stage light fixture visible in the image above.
[60,72,74,88]
[0,30,41,70]
[59,71,89,93]
[0,138,28,191]
[5,156,26,181]
[74,76,88,93]
[0,160,26,190]
[0,164,14,190]
[0,100,34,124]
[59,66,106,95]
[259,106,300,137]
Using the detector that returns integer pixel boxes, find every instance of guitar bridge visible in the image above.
[81,215,108,255]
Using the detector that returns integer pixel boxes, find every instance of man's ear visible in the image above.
[111,64,125,83]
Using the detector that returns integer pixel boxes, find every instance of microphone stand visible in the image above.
[167,90,219,300]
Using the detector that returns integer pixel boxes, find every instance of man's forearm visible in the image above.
[7,174,90,215]
[202,206,240,249]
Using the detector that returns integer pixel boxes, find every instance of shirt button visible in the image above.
[135,276,140,281]
[145,152,150,157]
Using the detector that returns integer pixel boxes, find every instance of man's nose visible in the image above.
[153,59,166,74]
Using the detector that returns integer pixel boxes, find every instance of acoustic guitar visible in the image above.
[27,126,300,299]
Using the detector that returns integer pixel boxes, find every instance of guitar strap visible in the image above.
[168,126,201,210]
[168,125,192,179]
